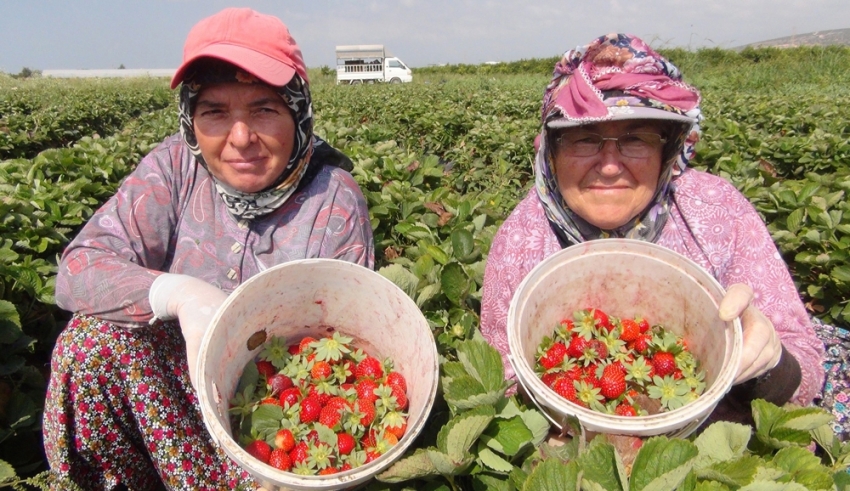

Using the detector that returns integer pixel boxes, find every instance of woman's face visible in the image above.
[193,82,296,193]
[551,120,665,230]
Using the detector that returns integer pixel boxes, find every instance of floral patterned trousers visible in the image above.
[42,314,257,490]
[815,320,850,440]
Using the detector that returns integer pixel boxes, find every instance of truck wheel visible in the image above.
[390,78,401,84]
[350,80,362,85]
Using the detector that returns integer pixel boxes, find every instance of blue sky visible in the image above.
[1,0,848,73]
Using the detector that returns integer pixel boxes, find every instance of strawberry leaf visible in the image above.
[629,436,698,491]
[692,421,752,470]
[693,455,762,487]
[516,405,550,448]
[772,446,834,487]
[249,404,284,441]
[472,472,512,491]
[775,407,835,432]
[376,448,438,483]
[476,443,513,473]
[575,438,625,491]
[436,405,495,461]
[0,459,15,482]
[377,263,419,298]
[455,339,505,393]
[523,457,579,491]
[427,448,471,476]
[480,416,533,457]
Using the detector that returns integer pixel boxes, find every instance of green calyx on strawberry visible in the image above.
[232,333,410,476]
[534,309,706,418]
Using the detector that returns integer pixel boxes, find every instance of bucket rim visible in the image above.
[507,239,743,437]
[196,258,441,489]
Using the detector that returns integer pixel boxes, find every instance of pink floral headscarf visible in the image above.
[535,33,703,246]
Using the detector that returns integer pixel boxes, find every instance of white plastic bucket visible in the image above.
[507,239,742,438]
[196,259,439,490]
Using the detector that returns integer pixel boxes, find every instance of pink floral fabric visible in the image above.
[481,168,825,406]
[44,134,374,489]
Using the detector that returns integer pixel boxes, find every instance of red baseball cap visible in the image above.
[171,8,308,89]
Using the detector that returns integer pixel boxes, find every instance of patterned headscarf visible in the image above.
[535,33,703,246]
[178,60,317,220]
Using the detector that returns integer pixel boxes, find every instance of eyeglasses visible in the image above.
[553,132,667,159]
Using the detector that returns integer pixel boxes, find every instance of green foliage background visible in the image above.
[1,45,849,487]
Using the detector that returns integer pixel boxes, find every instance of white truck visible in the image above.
[335,45,413,85]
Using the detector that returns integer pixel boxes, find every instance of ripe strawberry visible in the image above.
[305,429,320,444]
[636,317,651,333]
[619,319,640,342]
[355,356,384,380]
[274,429,295,452]
[632,334,651,354]
[319,405,343,430]
[319,467,339,475]
[311,360,333,381]
[246,440,271,464]
[337,432,356,455]
[298,336,318,354]
[256,360,276,379]
[307,385,332,406]
[585,339,608,362]
[382,431,399,446]
[652,352,677,377]
[599,364,626,400]
[260,397,282,407]
[540,342,568,369]
[289,441,309,465]
[279,387,301,407]
[564,364,583,381]
[299,396,322,424]
[552,376,577,402]
[559,318,575,330]
[567,335,590,359]
[268,374,293,395]
[390,385,408,411]
[326,396,351,412]
[355,399,376,426]
[591,308,613,331]
[385,419,407,439]
[355,379,379,404]
[583,365,601,388]
[541,371,559,387]
[361,428,379,448]
[268,448,292,471]
[365,450,381,463]
[615,403,638,417]
[385,371,407,393]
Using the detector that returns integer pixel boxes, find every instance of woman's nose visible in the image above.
[596,139,624,175]
[228,120,257,147]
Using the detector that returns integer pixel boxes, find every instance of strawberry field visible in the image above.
[2,45,850,489]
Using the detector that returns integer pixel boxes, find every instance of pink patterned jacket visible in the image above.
[481,168,824,405]
[55,133,374,328]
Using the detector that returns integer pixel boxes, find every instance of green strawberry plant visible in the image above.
[372,337,850,491]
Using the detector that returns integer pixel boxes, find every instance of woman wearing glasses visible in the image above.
[480,33,825,425]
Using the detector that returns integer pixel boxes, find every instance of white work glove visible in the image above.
[717,283,782,385]
[149,273,228,389]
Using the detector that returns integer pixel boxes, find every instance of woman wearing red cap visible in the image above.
[481,34,825,425]
[42,8,373,489]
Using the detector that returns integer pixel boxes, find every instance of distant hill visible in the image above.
[739,28,850,48]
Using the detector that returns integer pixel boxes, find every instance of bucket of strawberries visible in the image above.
[195,259,439,490]
[507,239,743,438]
